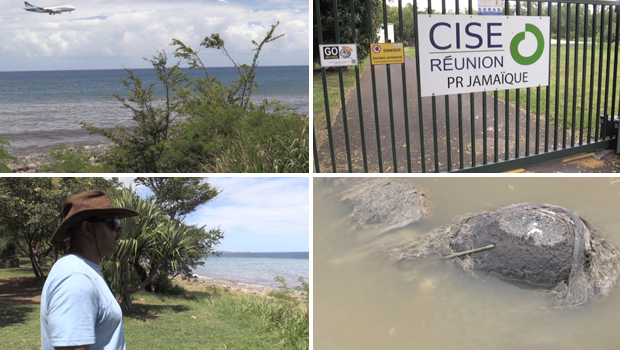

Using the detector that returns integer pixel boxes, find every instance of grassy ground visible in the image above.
[313,58,370,152]
[502,43,619,139]
[0,260,308,350]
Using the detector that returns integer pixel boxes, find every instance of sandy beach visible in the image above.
[186,274,283,297]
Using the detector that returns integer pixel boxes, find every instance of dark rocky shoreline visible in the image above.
[7,143,113,173]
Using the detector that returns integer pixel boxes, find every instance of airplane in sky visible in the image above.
[23,2,75,15]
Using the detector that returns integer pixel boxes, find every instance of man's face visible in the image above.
[90,217,123,257]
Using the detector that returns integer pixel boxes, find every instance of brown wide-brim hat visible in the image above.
[51,190,139,244]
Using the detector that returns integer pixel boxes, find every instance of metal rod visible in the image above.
[607,5,620,138]
[579,3,588,146]
[588,5,598,143]
[315,0,336,172]
[595,5,606,141]
[545,1,552,152]
[554,2,561,150]
[525,1,532,156]
[602,5,614,139]
[571,3,580,148]
[483,93,488,164]
[398,0,412,172]
[442,244,496,259]
[313,126,320,172]
[367,0,384,172]
[494,91,499,163]
[413,0,427,172]
[350,0,368,172]
[563,2,571,149]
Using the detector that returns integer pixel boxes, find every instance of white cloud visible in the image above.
[188,177,309,238]
[0,0,308,71]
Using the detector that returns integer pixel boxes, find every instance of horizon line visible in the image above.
[0,64,309,74]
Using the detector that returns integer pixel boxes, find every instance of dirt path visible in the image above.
[316,55,566,173]
[0,277,44,305]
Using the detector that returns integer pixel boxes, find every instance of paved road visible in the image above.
[316,55,569,173]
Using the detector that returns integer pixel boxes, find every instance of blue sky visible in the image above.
[0,0,308,71]
[118,177,309,253]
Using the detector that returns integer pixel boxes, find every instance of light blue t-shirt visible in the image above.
[40,254,126,350]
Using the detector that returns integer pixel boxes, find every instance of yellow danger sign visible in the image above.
[370,43,405,65]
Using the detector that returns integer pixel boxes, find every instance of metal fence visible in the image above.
[314,0,620,172]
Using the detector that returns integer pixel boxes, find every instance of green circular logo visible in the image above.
[510,23,545,65]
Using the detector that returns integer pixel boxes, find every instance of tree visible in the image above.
[80,53,186,173]
[386,3,417,46]
[313,0,382,65]
[104,187,224,311]
[0,178,125,277]
[0,178,68,278]
[173,22,286,111]
[134,177,219,221]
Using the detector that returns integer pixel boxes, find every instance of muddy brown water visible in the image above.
[314,177,620,350]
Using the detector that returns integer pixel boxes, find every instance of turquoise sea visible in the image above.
[0,66,309,156]
[192,252,309,288]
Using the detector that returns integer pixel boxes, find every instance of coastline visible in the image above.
[185,274,283,297]
[7,141,113,173]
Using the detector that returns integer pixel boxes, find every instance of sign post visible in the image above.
[417,15,550,96]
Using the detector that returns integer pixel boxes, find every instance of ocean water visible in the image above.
[192,252,309,288]
[0,66,309,156]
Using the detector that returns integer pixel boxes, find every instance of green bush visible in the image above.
[0,137,16,173]
[41,144,105,173]
[80,22,308,173]
[169,104,308,173]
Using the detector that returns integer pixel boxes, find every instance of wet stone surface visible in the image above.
[340,178,429,234]
[382,203,620,307]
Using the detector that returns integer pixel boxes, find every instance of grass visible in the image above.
[313,57,370,150]
[0,260,308,350]
[0,258,49,279]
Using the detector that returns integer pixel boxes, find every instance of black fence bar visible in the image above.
[398,0,412,172]
[350,0,369,172]
[595,5,605,141]
[314,0,336,172]
[563,2,571,149]
[313,126,320,172]
[554,2,561,150]
[602,6,614,139]
[413,0,427,172]
[579,5,589,146]
[545,0,552,152]
[588,4,598,143]
[612,6,620,128]
[571,3,579,148]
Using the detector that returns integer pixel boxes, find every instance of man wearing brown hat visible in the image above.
[40,190,139,350]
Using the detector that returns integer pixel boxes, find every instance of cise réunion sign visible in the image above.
[417,15,550,96]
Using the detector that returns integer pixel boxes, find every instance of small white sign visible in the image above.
[478,0,502,15]
[417,15,550,97]
[319,44,359,67]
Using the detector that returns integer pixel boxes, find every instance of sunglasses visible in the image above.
[88,218,122,231]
